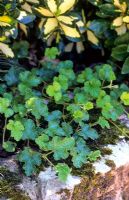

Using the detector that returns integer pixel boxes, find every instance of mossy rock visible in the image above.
[0,167,30,200]
[72,172,115,200]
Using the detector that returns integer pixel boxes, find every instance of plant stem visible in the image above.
[109,119,128,137]
[124,109,129,117]
[42,154,54,167]
[44,151,53,156]
[90,122,98,127]
[27,140,30,147]
[2,118,7,145]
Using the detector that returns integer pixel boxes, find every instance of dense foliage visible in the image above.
[0,0,129,181]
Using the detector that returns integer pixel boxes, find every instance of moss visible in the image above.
[99,126,121,145]
[72,172,115,200]
[100,147,113,156]
[57,188,71,200]
[105,159,116,169]
[72,125,123,199]
[72,163,95,178]
[0,167,30,200]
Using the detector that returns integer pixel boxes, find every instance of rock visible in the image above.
[0,155,19,172]
[72,139,129,200]
[38,167,81,200]
[0,156,80,200]
[1,136,129,199]
[18,176,40,200]
[0,156,36,200]
[119,114,129,128]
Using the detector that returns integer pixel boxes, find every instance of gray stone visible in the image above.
[38,167,81,200]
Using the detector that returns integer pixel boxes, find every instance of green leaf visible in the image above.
[45,110,62,122]
[46,81,62,101]
[61,122,73,136]
[12,40,29,58]
[73,110,89,122]
[96,91,111,108]
[84,79,101,98]
[74,92,88,104]
[114,33,129,46]
[79,124,99,140]
[26,97,48,119]
[45,47,59,59]
[35,134,49,150]
[49,136,75,151]
[59,68,75,81]
[4,66,22,86]
[19,147,41,176]
[67,104,89,122]
[44,121,65,137]
[0,97,13,118]
[97,116,110,128]
[99,4,116,16]
[77,68,94,83]
[55,163,71,182]
[55,92,62,102]
[101,103,118,120]
[13,103,27,117]
[72,151,88,168]
[111,44,128,61]
[7,120,24,141]
[22,119,38,140]
[3,141,16,152]
[121,92,129,105]
[73,110,84,119]
[75,137,90,153]
[18,83,33,99]
[48,136,75,160]
[0,84,6,95]
[122,56,129,74]
[83,102,94,110]
[54,75,68,90]
[19,70,41,87]
[88,150,101,161]
[99,64,116,81]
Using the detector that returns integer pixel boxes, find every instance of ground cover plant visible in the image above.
[0,0,129,182]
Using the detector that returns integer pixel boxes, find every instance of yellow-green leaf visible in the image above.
[0,16,13,24]
[47,0,57,13]
[44,18,58,35]
[27,0,39,3]
[112,16,123,27]
[57,16,74,25]
[115,24,126,35]
[34,6,53,17]
[60,23,80,38]
[87,30,99,45]
[22,2,32,13]
[0,42,14,58]
[59,0,76,14]
[121,92,129,105]
[123,16,129,23]
[0,36,6,42]
[76,42,84,53]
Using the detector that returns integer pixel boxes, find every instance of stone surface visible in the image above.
[119,114,129,128]
[73,164,129,200]
[94,139,129,174]
[38,167,81,200]
[73,139,129,200]
[0,156,80,200]
[0,155,19,172]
